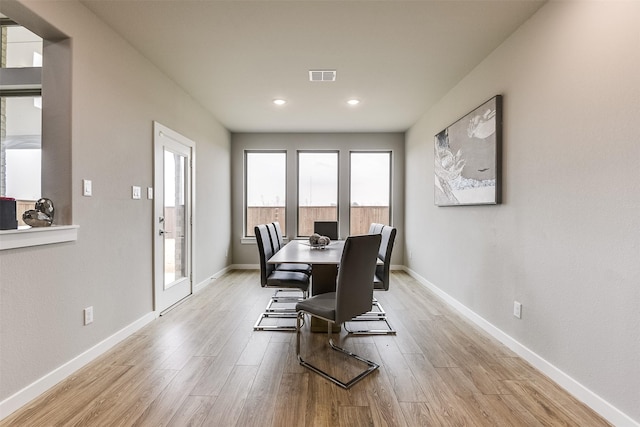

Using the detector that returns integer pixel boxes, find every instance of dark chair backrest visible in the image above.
[368,223,384,235]
[272,221,284,250]
[314,220,338,240]
[255,224,276,286]
[373,224,396,291]
[265,222,279,252]
[335,234,381,324]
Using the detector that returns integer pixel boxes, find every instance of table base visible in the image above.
[310,264,342,333]
[311,317,341,333]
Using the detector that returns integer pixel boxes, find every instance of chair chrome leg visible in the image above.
[296,312,379,389]
[253,311,298,331]
[265,289,306,313]
[358,299,387,318]
[345,299,396,335]
[255,289,308,331]
[343,316,396,335]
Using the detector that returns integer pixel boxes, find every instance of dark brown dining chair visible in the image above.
[254,224,310,331]
[368,222,384,235]
[313,220,339,240]
[345,223,397,335]
[295,234,381,388]
[270,222,311,274]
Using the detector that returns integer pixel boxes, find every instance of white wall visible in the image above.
[405,1,639,424]
[0,0,230,411]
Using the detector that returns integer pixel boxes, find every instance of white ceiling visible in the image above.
[81,0,545,133]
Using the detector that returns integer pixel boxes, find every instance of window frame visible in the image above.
[296,150,339,238]
[0,7,75,250]
[1,20,43,204]
[244,149,287,238]
[349,150,393,234]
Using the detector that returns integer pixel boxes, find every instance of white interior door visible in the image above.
[153,122,195,313]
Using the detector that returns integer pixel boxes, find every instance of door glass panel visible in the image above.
[164,149,187,288]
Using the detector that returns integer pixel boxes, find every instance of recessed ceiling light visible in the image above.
[273,99,286,106]
[347,99,360,106]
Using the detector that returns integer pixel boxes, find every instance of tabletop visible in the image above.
[267,240,345,265]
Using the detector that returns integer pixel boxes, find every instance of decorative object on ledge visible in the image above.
[435,95,502,206]
[309,233,331,249]
[23,198,55,227]
[0,197,18,230]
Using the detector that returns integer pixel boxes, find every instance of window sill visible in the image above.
[241,237,291,245]
[0,225,79,251]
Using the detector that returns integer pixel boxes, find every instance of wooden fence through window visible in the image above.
[247,206,389,237]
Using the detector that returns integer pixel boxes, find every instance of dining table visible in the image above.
[268,239,345,295]
[268,240,344,332]
[267,239,380,331]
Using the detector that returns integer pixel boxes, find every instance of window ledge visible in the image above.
[241,237,291,245]
[0,225,79,250]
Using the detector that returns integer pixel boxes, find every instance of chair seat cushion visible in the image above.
[276,263,312,274]
[266,270,310,291]
[296,292,336,322]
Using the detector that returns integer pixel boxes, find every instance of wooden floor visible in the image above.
[1,270,610,426]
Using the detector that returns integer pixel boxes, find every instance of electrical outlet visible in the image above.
[513,301,522,319]
[84,306,94,325]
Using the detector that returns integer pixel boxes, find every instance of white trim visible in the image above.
[193,265,233,293]
[403,266,639,427]
[213,265,233,279]
[153,121,196,313]
[241,237,291,245]
[194,276,215,294]
[231,263,259,270]
[0,311,156,420]
[0,225,79,251]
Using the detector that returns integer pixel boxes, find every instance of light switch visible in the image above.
[132,186,141,200]
[83,179,92,197]
[147,187,154,200]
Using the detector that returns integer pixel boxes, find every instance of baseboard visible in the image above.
[403,266,638,427]
[231,263,258,270]
[0,311,157,420]
[193,265,234,293]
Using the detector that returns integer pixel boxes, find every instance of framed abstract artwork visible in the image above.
[434,95,502,206]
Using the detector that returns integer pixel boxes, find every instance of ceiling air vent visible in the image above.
[309,70,336,82]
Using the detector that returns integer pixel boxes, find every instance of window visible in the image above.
[245,151,286,237]
[0,9,75,250]
[350,151,391,235]
[1,19,43,225]
[298,151,338,237]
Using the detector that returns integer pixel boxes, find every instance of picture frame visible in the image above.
[434,95,502,206]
